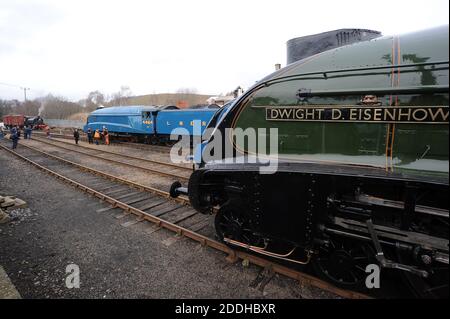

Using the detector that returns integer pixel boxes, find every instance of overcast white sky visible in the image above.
[0,0,448,101]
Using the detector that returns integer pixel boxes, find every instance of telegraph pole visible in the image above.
[20,87,30,102]
[0,82,30,101]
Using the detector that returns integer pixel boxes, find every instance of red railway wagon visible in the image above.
[3,114,25,128]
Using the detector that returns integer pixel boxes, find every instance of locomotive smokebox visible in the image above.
[287,28,382,64]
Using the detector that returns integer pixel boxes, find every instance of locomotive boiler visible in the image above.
[171,26,449,297]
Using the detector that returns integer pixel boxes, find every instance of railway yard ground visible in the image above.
[0,135,339,299]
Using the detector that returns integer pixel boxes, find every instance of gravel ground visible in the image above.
[0,147,337,299]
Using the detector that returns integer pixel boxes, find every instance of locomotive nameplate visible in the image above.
[265,105,449,124]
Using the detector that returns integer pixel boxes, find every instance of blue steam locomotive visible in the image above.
[83,105,219,144]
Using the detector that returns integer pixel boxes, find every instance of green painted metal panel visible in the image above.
[232,26,449,179]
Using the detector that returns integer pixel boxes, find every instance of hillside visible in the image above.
[58,93,215,120]
[112,93,212,107]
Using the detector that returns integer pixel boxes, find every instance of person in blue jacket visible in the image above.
[10,126,19,149]
[25,125,32,139]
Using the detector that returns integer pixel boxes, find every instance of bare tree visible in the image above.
[15,100,41,116]
[84,90,105,111]
[109,85,133,106]
[40,94,83,119]
[1,99,40,118]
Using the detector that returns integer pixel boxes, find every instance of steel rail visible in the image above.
[27,137,190,181]
[32,131,173,153]
[14,142,190,205]
[31,135,192,171]
[0,143,370,299]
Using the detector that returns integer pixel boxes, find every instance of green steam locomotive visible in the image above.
[172,26,449,297]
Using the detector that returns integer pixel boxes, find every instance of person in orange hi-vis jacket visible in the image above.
[94,129,101,145]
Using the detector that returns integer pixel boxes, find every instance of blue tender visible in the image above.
[156,109,217,136]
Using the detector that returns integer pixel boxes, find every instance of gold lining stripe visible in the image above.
[390,36,401,171]
[386,35,401,172]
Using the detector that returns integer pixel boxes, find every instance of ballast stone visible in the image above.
[0,197,15,208]
[0,196,27,215]
[0,266,21,299]
[0,209,10,224]
[13,198,27,209]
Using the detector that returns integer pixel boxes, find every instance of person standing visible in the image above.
[28,125,32,139]
[94,129,101,145]
[87,128,93,144]
[104,128,110,145]
[9,126,16,138]
[45,125,50,138]
[73,129,80,145]
[102,126,107,144]
[10,127,19,149]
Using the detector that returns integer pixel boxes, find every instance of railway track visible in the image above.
[31,135,191,170]
[27,136,191,181]
[0,141,370,299]
[33,131,173,153]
